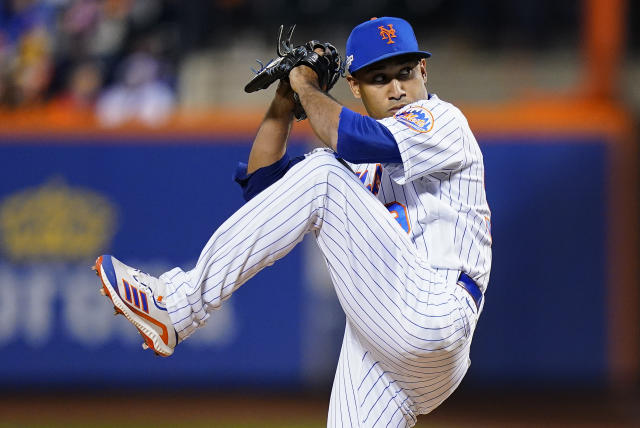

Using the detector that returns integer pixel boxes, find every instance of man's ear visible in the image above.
[346,75,361,99]
[420,58,427,84]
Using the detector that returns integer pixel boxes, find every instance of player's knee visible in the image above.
[397,316,471,364]
[304,148,341,168]
[396,337,471,382]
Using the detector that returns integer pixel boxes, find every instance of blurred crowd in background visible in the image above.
[0,0,179,126]
[0,0,637,126]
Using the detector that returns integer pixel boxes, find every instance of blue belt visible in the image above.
[457,272,483,310]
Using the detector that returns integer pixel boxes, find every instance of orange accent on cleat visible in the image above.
[94,257,112,299]
[93,257,102,276]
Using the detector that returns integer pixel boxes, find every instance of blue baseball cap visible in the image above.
[346,17,431,74]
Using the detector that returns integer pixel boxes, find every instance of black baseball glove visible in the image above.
[244,25,344,120]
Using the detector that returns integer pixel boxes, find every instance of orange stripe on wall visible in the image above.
[0,98,633,141]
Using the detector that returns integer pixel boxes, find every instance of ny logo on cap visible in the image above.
[378,24,397,44]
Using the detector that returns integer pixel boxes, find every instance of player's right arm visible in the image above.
[289,66,403,165]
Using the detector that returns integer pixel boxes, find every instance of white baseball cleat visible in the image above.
[93,255,178,356]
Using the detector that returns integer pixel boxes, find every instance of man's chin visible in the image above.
[384,106,406,117]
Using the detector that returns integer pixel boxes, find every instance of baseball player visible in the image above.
[94,16,491,427]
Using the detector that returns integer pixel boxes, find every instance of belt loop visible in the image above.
[457,272,483,310]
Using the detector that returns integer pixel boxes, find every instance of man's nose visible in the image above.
[388,79,405,100]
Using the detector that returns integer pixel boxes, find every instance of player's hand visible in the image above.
[289,47,327,93]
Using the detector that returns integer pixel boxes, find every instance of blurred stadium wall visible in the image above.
[0,0,638,401]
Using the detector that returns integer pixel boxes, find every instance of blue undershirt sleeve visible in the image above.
[336,107,402,164]
[234,153,305,202]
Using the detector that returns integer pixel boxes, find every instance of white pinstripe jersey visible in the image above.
[346,94,492,291]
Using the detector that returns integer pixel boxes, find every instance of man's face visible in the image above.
[347,56,428,120]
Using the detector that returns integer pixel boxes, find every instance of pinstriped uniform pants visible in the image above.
[161,149,479,427]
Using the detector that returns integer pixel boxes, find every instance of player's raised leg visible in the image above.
[95,148,471,355]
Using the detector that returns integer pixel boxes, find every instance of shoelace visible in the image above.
[130,269,154,289]
[130,268,168,304]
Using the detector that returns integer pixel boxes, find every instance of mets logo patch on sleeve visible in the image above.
[394,106,434,133]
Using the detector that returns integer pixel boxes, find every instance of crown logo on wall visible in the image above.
[0,178,117,262]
